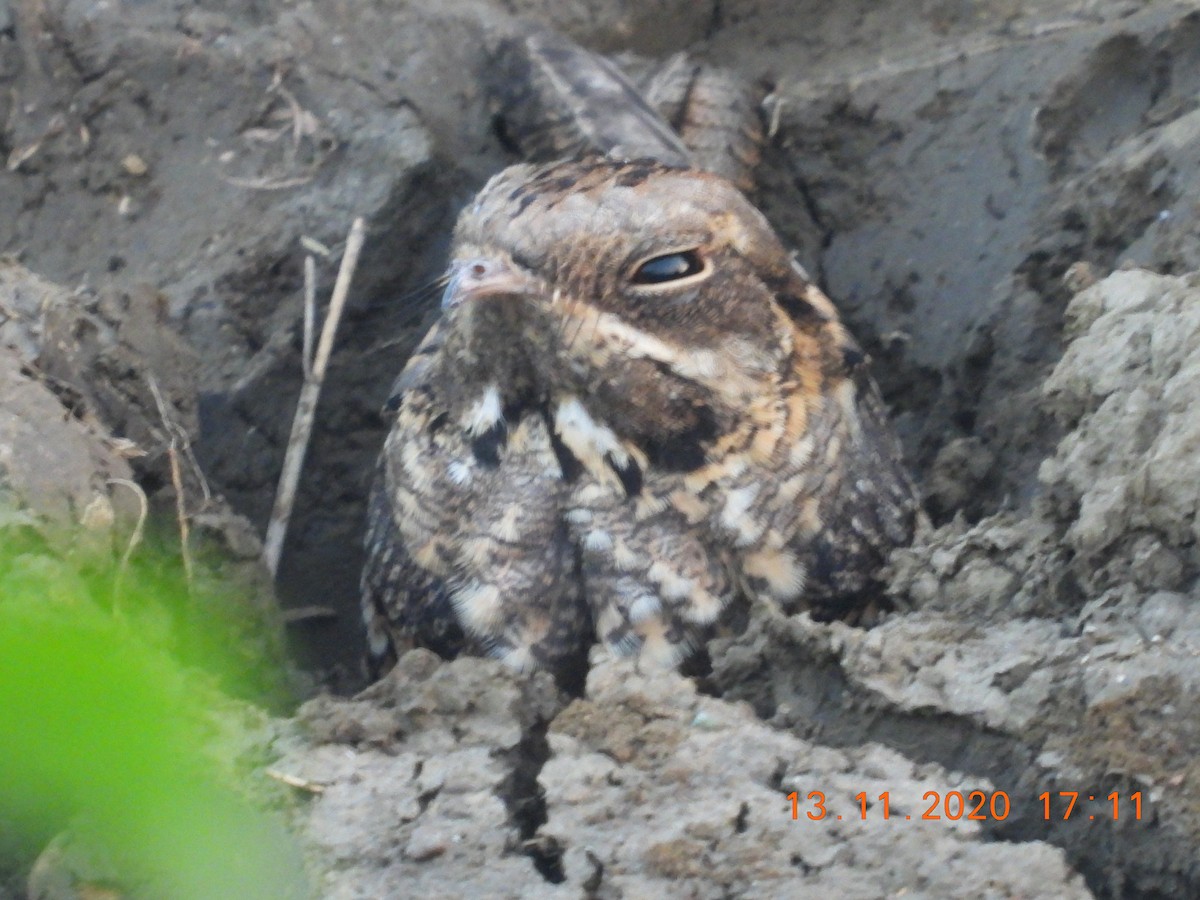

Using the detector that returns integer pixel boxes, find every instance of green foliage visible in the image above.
[0,531,311,898]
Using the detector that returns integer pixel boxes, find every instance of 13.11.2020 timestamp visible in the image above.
[788,790,1144,822]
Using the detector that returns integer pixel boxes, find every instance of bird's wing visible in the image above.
[779,281,920,620]
[365,349,593,689]
[491,28,692,166]
[361,466,465,678]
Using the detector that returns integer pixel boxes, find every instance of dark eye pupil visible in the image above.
[632,250,704,285]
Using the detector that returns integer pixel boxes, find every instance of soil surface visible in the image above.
[2,0,1199,897]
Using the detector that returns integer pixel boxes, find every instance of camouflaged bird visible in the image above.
[361,31,919,689]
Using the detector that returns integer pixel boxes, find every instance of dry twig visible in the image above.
[167,443,193,589]
[219,74,330,191]
[281,604,338,623]
[263,217,367,577]
[302,254,316,381]
[217,172,320,191]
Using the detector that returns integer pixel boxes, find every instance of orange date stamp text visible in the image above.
[788,790,1144,822]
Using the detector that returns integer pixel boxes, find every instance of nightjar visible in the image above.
[361,32,919,689]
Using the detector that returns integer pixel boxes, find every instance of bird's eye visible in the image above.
[630,249,707,285]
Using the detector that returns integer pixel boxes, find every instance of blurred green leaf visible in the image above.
[0,534,311,899]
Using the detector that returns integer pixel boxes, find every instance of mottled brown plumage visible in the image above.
[362,153,918,686]
[361,32,918,688]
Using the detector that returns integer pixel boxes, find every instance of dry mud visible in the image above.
[2,0,1199,897]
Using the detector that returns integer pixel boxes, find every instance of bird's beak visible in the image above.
[441,257,532,310]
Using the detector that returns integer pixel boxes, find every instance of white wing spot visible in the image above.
[634,492,670,520]
[648,561,694,600]
[836,380,863,442]
[566,508,593,526]
[612,538,643,572]
[674,348,719,380]
[498,644,535,672]
[789,434,816,466]
[447,459,473,485]
[367,624,391,657]
[584,529,614,554]
[720,484,765,546]
[689,589,724,625]
[743,549,806,602]
[555,397,629,473]
[460,536,494,569]
[628,593,662,624]
[635,618,688,667]
[463,384,504,437]
[452,581,504,633]
[492,505,522,542]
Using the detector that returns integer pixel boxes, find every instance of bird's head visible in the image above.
[436,157,851,461]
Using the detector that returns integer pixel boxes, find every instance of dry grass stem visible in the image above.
[106,477,148,615]
[264,768,327,794]
[147,374,195,592]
